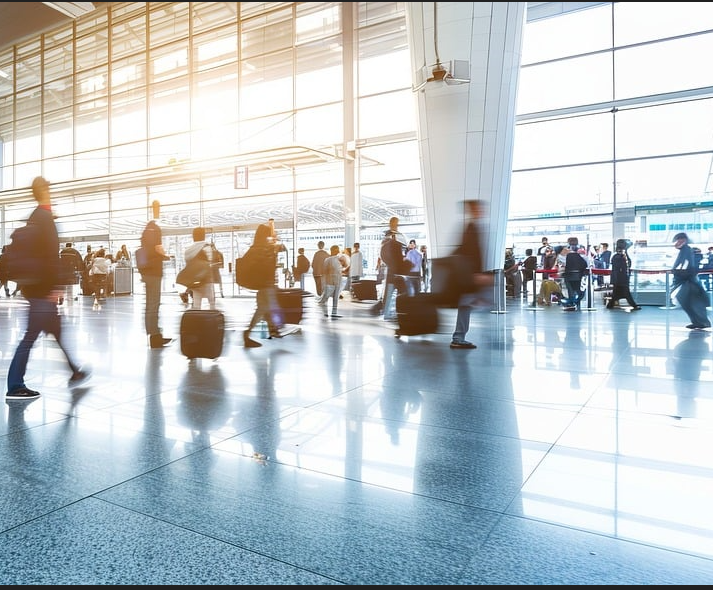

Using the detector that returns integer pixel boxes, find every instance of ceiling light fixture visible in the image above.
[412,2,470,92]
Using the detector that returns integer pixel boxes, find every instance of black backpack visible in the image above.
[235,246,270,290]
[380,235,410,274]
[4,223,45,285]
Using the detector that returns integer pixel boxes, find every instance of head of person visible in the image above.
[192,226,206,242]
[615,239,628,251]
[65,242,72,248]
[600,242,608,250]
[253,223,272,246]
[526,248,533,256]
[553,245,564,256]
[353,242,360,250]
[388,216,399,231]
[31,176,50,204]
[318,240,325,249]
[673,232,689,249]
[408,239,416,249]
[541,237,548,244]
[298,247,304,255]
[95,248,106,258]
[463,199,484,218]
[330,244,341,255]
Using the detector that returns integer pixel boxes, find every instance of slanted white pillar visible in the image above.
[405,2,525,270]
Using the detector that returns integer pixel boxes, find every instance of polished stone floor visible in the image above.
[0,287,712,584]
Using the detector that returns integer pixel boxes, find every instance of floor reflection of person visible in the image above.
[669,331,710,419]
[177,362,229,447]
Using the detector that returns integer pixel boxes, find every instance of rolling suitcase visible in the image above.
[180,310,225,359]
[395,293,439,337]
[351,279,378,301]
[275,288,305,325]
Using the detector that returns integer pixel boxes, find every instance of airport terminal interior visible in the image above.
[1,1,713,585]
[0,283,712,584]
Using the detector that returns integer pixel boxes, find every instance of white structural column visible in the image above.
[405,2,525,270]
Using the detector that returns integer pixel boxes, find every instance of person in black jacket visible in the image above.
[6,177,90,400]
[243,223,283,348]
[606,239,641,310]
[450,199,489,349]
[139,200,172,348]
[561,244,588,311]
[671,232,711,330]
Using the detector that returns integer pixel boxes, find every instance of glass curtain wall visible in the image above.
[0,2,422,291]
[509,2,713,261]
[2,2,712,282]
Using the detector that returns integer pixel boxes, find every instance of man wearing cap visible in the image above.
[671,232,711,330]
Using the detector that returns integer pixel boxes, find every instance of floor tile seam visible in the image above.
[534,441,713,479]
[498,509,713,564]
[76,495,349,582]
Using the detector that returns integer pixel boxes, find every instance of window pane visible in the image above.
[295,103,343,145]
[44,75,74,112]
[75,11,109,72]
[296,38,343,108]
[75,99,108,151]
[513,112,612,169]
[110,142,147,175]
[517,53,613,114]
[150,40,189,83]
[615,154,711,204]
[296,3,341,44]
[241,7,294,59]
[149,80,189,137]
[111,88,147,144]
[616,99,713,160]
[14,115,41,164]
[44,108,73,159]
[111,54,147,94]
[76,65,108,103]
[193,64,238,127]
[614,2,713,46]
[510,164,614,216]
[240,50,294,118]
[522,4,611,64]
[149,133,190,168]
[149,2,190,46]
[14,51,41,93]
[111,10,147,60]
[193,26,238,73]
[615,34,713,100]
[43,30,74,83]
[359,90,416,138]
[191,2,238,34]
[359,140,421,186]
[75,148,109,179]
[358,21,410,95]
[239,114,294,152]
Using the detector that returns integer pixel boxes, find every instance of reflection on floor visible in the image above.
[0,290,712,584]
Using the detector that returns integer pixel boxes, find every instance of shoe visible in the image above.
[331,314,342,318]
[244,330,262,348]
[686,324,697,329]
[6,386,41,400]
[562,306,577,311]
[280,325,301,336]
[692,323,711,330]
[450,341,477,349]
[149,334,172,348]
[68,369,91,387]
[631,305,642,310]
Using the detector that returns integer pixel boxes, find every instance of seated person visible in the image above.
[504,249,522,296]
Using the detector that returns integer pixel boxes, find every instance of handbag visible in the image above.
[176,255,212,288]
